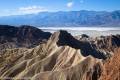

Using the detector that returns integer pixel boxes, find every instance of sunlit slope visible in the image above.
[0,30,120,80]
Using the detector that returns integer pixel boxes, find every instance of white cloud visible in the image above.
[18,5,47,14]
[0,5,47,16]
[67,2,74,8]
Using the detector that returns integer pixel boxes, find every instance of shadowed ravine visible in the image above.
[57,30,107,59]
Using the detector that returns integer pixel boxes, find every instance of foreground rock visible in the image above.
[100,48,120,80]
[0,30,120,80]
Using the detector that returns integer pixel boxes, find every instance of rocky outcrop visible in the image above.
[100,48,120,80]
[0,30,119,80]
[95,35,120,51]
[0,25,51,50]
[56,30,107,59]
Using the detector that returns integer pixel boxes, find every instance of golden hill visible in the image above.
[0,30,120,80]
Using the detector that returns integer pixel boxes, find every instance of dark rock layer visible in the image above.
[0,25,51,50]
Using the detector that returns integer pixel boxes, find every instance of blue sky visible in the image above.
[0,0,120,16]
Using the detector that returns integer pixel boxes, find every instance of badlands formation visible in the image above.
[0,25,120,80]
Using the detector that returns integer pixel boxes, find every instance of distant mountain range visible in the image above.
[0,10,120,27]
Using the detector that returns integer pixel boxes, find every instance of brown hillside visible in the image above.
[0,30,119,80]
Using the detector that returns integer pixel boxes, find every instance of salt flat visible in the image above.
[39,27,120,37]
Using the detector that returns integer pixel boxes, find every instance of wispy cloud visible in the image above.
[0,5,47,16]
[66,0,84,8]
[18,5,47,14]
[67,2,74,8]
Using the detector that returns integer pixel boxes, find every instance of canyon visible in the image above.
[0,25,120,80]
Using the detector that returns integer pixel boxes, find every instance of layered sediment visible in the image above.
[0,26,120,80]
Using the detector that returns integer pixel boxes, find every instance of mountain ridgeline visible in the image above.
[0,10,120,27]
[0,25,51,50]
